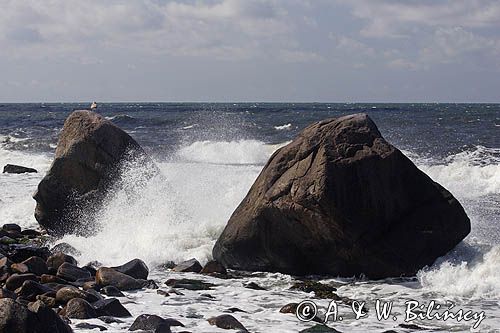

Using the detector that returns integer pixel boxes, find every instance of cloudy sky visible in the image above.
[1,0,499,102]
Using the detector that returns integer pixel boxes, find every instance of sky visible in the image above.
[1,0,500,102]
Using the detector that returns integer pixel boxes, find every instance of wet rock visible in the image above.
[40,274,68,284]
[15,280,54,301]
[35,294,57,307]
[157,289,169,297]
[399,323,425,330]
[33,110,155,235]
[0,257,12,270]
[2,224,22,233]
[207,314,247,331]
[99,316,124,324]
[55,286,96,304]
[244,282,266,290]
[82,280,99,291]
[129,314,184,332]
[164,278,215,291]
[157,261,176,270]
[299,324,341,333]
[0,236,17,245]
[7,245,50,263]
[96,267,143,291]
[290,281,337,299]
[76,322,107,331]
[280,303,299,314]
[14,256,48,276]
[200,260,227,275]
[139,279,159,289]
[50,243,81,257]
[101,286,125,297]
[213,114,471,278]
[112,258,149,280]
[5,273,38,291]
[21,229,41,239]
[224,308,247,313]
[27,300,73,333]
[3,164,37,174]
[47,252,78,272]
[172,258,202,273]
[0,298,38,332]
[93,298,131,317]
[60,298,97,319]
[0,288,16,299]
[57,262,91,282]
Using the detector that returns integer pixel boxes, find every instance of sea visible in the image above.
[0,103,499,332]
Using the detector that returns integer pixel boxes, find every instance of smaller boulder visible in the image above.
[96,267,142,291]
[93,298,131,317]
[112,259,149,280]
[47,252,78,272]
[15,256,48,276]
[15,280,53,301]
[207,314,247,331]
[3,164,37,174]
[101,286,125,297]
[60,298,97,319]
[172,258,202,273]
[2,224,22,233]
[57,262,91,282]
[200,260,227,275]
[129,314,184,332]
[5,273,38,291]
[55,286,96,304]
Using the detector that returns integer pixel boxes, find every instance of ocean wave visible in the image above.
[414,146,500,199]
[418,242,500,300]
[274,123,292,130]
[105,114,136,123]
[176,140,289,165]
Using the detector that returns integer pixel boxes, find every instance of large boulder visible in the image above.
[33,110,154,235]
[213,114,470,278]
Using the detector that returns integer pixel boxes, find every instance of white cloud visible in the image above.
[0,0,313,62]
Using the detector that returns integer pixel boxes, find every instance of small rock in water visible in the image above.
[93,298,132,317]
[157,261,176,270]
[399,323,425,330]
[101,285,125,297]
[76,322,108,331]
[299,324,342,333]
[290,281,337,299]
[156,289,170,297]
[224,307,247,313]
[99,316,124,324]
[2,164,37,174]
[112,258,149,280]
[279,303,299,314]
[244,281,266,290]
[164,278,215,291]
[172,258,202,273]
[207,314,247,331]
[129,314,184,332]
[57,262,91,282]
[200,260,227,275]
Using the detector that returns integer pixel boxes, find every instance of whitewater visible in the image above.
[0,103,499,332]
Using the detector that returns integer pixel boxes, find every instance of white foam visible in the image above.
[274,123,292,130]
[176,140,288,165]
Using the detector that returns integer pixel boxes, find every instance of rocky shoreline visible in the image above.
[0,223,368,333]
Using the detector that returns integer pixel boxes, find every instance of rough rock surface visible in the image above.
[213,114,471,278]
[33,110,153,235]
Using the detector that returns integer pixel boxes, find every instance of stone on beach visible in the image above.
[213,113,471,278]
[95,267,143,291]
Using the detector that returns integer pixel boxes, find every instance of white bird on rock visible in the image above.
[90,101,97,110]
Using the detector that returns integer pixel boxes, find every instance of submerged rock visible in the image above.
[213,114,471,278]
[129,314,184,332]
[207,314,247,331]
[33,110,155,235]
[3,164,37,174]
